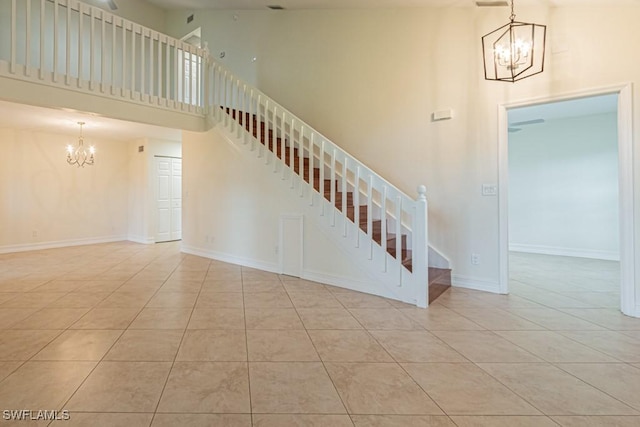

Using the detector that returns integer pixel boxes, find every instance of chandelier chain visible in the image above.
[510,0,516,22]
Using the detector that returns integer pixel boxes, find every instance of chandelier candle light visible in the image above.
[66,122,95,167]
[481,0,546,82]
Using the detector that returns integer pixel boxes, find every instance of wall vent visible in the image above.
[187,14,194,24]
[475,1,509,6]
[138,145,144,153]
[267,5,285,10]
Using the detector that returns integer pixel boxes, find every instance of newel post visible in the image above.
[202,41,213,125]
[414,185,429,308]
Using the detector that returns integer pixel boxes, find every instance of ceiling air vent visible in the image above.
[475,1,509,6]
[267,5,285,10]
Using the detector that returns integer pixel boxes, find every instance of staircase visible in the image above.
[0,0,450,306]
[225,108,450,304]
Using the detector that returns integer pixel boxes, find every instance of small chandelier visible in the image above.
[66,122,95,167]
[481,0,546,82]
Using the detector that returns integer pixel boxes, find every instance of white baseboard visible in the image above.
[181,244,280,274]
[451,274,501,294]
[0,235,129,254]
[509,243,620,261]
[127,235,155,244]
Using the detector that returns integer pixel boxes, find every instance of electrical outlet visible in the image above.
[482,184,498,196]
[471,253,480,265]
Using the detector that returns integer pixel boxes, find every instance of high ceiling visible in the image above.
[145,0,640,10]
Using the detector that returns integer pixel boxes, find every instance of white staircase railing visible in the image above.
[0,0,207,113]
[0,0,430,307]
[207,61,429,307]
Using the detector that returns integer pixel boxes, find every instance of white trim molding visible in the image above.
[452,274,501,294]
[0,235,129,254]
[498,83,636,317]
[509,244,620,262]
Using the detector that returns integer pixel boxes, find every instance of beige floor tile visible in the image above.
[96,291,155,309]
[50,413,154,426]
[432,331,542,363]
[73,280,126,293]
[244,308,303,329]
[159,280,204,293]
[146,291,199,308]
[0,280,46,292]
[70,308,141,329]
[33,329,122,360]
[288,291,344,309]
[402,363,540,415]
[253,414,353,427]
[205,271,242,282]
[557,331,640,362]
[559,308,640,331]
[451,308,545,330]
[151,414,251,427]
[297,308,363,329]
[449,416,558,427]
[249,362,346,414]
[478,363,638,415]
[557,363,640,411]
[505,308,605,330]
[12,308,89,330]
[325,362,442,415]
[247,330,319,361]
[67,361,172,412]
[129,308,192,330]
[201,279,243,292]
[0,292,20,304]
[196,291,244,308]
[398,307,484,331]
[32,280,83,293]
[308,330,393,362]
[188,308,245,329]
[551,416,640,427]
[105,329,183,361]
[351,415,456,426]
[54,292,111,308]
[242,270,280,282]
[242,280,286,293]
[177,330,247,361]
[0,361,95,410]
[244,291,293,308]
[349,309,423,330]
[370,331,468,363]
[495,331,619,362]
[281,279,329,293]
[2,292,67,308]
[0,361,22,381]
[0,330,62,360]
[334,292,395,309]
[158,362,250,413]
[117,279,165,293]
[0,307,40,328]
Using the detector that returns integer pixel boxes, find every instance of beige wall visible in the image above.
[0,127,129,251]
[82,0,167,33]
[166,5,640,298]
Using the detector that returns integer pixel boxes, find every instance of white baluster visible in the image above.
[354,166,360,247]
[299,126,305,197]
[78,1,84,87]
[157,35,162,104]
[101,10,106,92]
[396,195,403,286]
[381,186,387,272]
[121,18,126,95]
[25,0,30,76]
[273,107,279,171]
[342,157,347,236]
[53,0,58,82]
[319,140,325,215]
[282,112,288,180]
[90,7,95,89]
[131,23,136,99]
[367,175,373,259]
[65,0,70,84]
[39,0,45,80]
[148,31,154,99]
[309,133,314,204]
[10,0,15,74]
[331,149,336,226]
[139,27,145,96]
[414,185,428,308]
[112,15,117,95]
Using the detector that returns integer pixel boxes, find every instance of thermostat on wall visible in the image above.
[432,109,453,121]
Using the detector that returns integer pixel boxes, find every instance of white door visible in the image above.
[155,156,182,243]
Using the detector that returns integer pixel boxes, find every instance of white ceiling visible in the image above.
[146,0,640,10]
[0,100,182,141]
[508,93,618,126]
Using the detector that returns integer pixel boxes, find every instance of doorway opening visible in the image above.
[498,84,636,317]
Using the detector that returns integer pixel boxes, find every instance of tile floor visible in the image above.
[0,243,639,426]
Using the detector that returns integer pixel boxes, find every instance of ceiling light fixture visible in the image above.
[481,0,546,82]
[66,122,95,167]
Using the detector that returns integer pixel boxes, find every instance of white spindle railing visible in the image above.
[207,60,429,307]
[0,0,429,307]
[0,0,206,114]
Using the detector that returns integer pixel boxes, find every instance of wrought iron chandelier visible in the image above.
[481,0,546,82]
[66,122,95,167]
